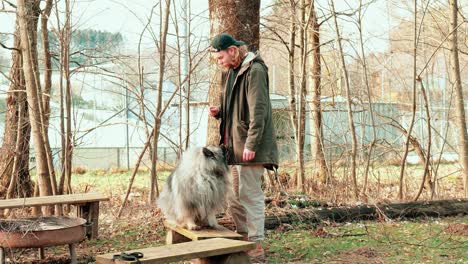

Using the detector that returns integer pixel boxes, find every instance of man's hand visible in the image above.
[209,106,220,117]
[242,148,255,161]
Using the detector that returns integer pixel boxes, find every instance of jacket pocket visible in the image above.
[237,121,249,139]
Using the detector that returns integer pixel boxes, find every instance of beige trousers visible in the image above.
[228,165,265,242]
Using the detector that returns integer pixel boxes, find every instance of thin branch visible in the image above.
[0,42,20,51]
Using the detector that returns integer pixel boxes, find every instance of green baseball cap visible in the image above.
[210,33,246,52]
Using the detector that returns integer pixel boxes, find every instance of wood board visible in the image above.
[95,238,255,264]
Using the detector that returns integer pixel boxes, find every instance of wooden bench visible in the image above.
[163,221,253,263]
[95,238,255,264]
[0,192,109,239]
[164,220,243,244]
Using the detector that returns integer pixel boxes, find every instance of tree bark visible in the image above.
[17,0,53,204]
[287,0,298,166]
[309,1,328,185]
[38,0,58,200]
[448,0,468,198]
[264,199,468,229]
[0,21,32,199]
[40,0,52,130]
[63,0,73,196]
[207,0,260,145]
[296,0,307,192]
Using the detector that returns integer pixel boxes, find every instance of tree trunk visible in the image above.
[149,0,171,204]
[414,81,433,201]
[207,0,260,145]
[173,3,185,155]
[296,0,307,192]
[398,1,418,200]
[449,0,468,198]
[264,199,468,229]
[184,0,192,150]
[17,0,53,206]
[38,0,58,200]
[309,2,327,185]
[0,22,32,199]
[357,0,377,197]
[40,0,57,199]
[40,0,52,130]
[287,0,298,167]
[57,7,66,195]
[386,117,433,200]
[64,0,73,196]
[330,0,358,198]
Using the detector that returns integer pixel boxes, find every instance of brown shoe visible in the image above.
[247,242,266,263]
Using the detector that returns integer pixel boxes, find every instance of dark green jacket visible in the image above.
[218,52,279,170]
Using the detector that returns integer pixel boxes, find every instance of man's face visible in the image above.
[214,47,235,69]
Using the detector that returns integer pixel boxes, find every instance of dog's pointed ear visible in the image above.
[202,147,214,158]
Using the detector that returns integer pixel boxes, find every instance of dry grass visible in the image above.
[8,162,467,263]
[72,166,87,175]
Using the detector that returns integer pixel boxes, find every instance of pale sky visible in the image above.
[0,0,392,55]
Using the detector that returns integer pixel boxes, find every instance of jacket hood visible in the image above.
[239,52,266,74]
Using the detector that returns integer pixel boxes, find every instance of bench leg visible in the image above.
[77,202,100,239]
[166,230,191,244]
[69,244,77,264]
[89,202,100,239]
[38,247,45,259]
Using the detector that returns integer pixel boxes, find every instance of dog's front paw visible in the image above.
[186,223,201,230]
[210,223,223,230]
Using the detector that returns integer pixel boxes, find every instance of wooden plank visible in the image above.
[95,238,255,264]
[0,193,109,209]
[164,221,242,241]
[166,229,191,244]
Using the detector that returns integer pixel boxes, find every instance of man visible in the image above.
[208,33,279,261]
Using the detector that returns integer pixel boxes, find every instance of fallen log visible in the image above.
[265,198,468,229]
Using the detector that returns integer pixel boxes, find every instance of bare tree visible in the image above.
[0,21,33,200]
[398,0,419,201]
[308,0,328,185]
[448,0,468,198]
[295,0,308,192]
[149,0,171,204]
[171,0,192,154]
[40,0,52,129]
[183,0,192,150]
[330,0,359,199]
[356,0,377,197]
[414,80,432,200]
[17,0,54,210]
[38,0,59,203]
[287,0,298,165]
[59,0,73,196]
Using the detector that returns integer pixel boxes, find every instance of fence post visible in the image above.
[116,148,120,168]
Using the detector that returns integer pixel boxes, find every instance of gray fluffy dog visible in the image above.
[157,146,232,230]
